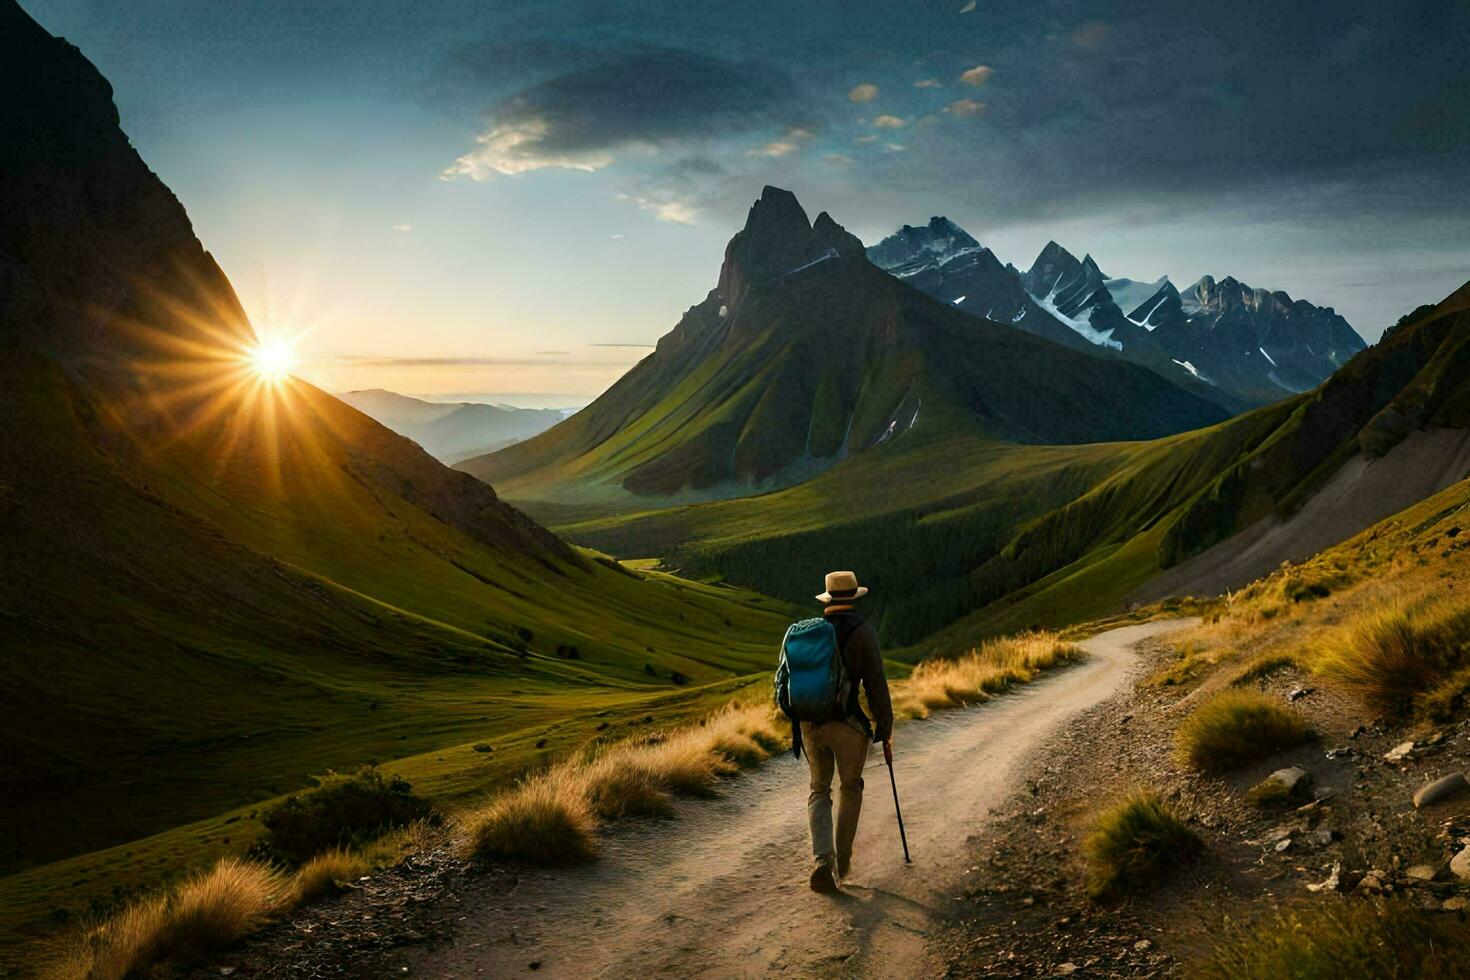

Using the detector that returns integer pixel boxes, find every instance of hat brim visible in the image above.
[816,586,869,603]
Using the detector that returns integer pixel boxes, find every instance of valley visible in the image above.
[3,1,1469,977]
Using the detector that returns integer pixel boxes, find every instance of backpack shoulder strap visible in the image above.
[826,612,864,652]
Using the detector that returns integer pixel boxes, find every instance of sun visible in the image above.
[248,337,298,384]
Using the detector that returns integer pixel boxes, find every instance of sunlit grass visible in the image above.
[1314,597,1470,718]
[51,859,284,980]
[897,631,1084,718]
[1194,899,1470,978]
[456,703,784,863]
[1175,690,1310,773]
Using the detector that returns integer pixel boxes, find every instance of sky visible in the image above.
[23,0,1470,404]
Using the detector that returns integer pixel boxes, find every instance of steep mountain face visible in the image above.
[462,189,1228,501]
[337,389,563,462]
[869,218,1366,407]
[716,186,866,311]
[1019,242,1167,357]
[0,0,790,881]
[1153,274,1367,399]
[865,218,1094,353]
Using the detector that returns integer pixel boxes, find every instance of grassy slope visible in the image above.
[522,287,1470,650]
[0,358,798,961]
[553,399,1296,647]
[460,256,1228,505]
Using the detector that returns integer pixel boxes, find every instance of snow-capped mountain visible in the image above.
[1018,242,1172,358]
[868,218,1366,406]
[1157,275,1366,398]
[865,219,1105,354]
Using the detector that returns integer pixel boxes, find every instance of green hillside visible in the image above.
[555,285,1470,648]
[458,187,1228,505]
[0,4,796,963]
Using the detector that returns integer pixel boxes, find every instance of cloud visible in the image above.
[609,233,626,240]
[621,191,700,225]
[854,134,879,144]
[874,115,907,128]
[824,153,855,166]
[441,47,801,179]
[588,343,656,349]
[535,350,570,356]
[960,65,994,86]
[746,127,814,158]
[848,83,879,103]
[946,98,987,117]
[914,78,942,89]
[959,0,976,12]
[392,223,413,232]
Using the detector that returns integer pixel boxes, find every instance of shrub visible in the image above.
[1316,601,1470,715]
[460,769,598,865]
[1194,899,1470,979]
[57,859,283,979]
[1174,691,1310,773]
[1084,791,1202,899]
[261,768,434,864]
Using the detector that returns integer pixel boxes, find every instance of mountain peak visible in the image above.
[866,215,981,272]
[1031,240,1079,272]
[1,0,253,369]
[717,187,862,308]
[747,185,810,234]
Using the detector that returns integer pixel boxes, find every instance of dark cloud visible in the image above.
[872,0,1470,220]
[441,46,804,179]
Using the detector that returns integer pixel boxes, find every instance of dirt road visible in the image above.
[406,620,1192,978]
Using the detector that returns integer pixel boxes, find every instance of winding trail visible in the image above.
[407,620,1192,978]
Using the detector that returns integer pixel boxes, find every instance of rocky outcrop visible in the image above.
[716,186,864,312]
[0,1,253,371]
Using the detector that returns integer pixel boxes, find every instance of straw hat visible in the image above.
[816,570,869,603]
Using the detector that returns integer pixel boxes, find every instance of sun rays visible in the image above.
[247,337,299,385]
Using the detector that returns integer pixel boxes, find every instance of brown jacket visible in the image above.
[824,604,894,742]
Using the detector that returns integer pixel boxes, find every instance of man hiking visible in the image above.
[774,570,893,893]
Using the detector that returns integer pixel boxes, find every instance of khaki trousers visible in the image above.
[800,720,871,875]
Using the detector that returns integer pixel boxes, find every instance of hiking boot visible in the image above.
[809,855,839,894]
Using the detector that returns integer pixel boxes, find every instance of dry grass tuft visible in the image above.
[460,768,599,866]
[457,703,785,864]
[1194,898,1470,978]
[901,632,1084,716]
[1315,599,1470,716]
[1174,690,1310,773]
[289,848,368,905]
[54,858,284,980]
[1084,790,1202,899]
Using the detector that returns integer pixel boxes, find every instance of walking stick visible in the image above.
[883,740,912,863]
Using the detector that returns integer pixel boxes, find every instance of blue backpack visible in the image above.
[775,618,851,724]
